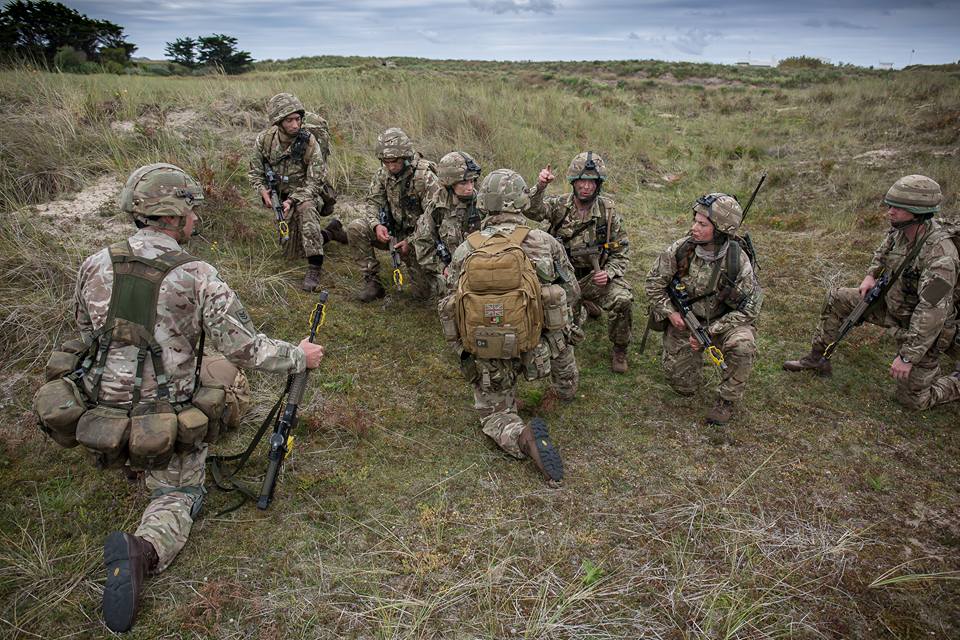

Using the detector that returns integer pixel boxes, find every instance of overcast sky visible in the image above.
[66,0,960,68]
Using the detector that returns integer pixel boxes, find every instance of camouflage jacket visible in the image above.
[865,219,959,361]
[248,125,329,204]
[364,155,442,241]
[73,228,306,405]
[526,190,630,280]
[645,236,763,336]
[410,187,481,275]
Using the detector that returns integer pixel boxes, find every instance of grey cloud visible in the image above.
[673,28,720,56]
[628,31,640,40]
[418,29,443,43]
[470,0,558,15]
[803,18,876,30]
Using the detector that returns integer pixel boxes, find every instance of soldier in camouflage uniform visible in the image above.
[439,169,581,482]
[347,127,444,302]
[411,151,483,291]
[645,193,763,425]
[784,175,960,409]
[75,164,325,632]
[529,152,634,373]
[248,93,346,292]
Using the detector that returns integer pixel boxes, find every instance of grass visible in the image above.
[0,59,958,637]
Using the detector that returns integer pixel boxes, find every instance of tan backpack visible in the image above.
[455,227,543,359]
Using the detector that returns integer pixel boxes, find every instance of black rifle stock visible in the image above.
[263,162,289,245]
[257,290,328,510]
[667,277,728,371]
[822,272,889,360]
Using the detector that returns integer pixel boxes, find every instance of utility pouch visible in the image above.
[33,377,86,448]
[541,284,567,331]
[459,352,479,383]
[76,405,130,469]
[544,329,567,358]
[521,339,552,381]
[438,296,460,342]
[647,308,668,333]
[128,402,177,470]
[44,339,88,382]
[175,405,209,453]
[473,326,518,359]
[192,386,226,443]
[200,356,249,433]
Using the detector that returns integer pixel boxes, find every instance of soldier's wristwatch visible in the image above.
[899,354,911,364]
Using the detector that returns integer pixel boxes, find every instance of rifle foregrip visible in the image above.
[287,371,309,406]
[257,456,281,510]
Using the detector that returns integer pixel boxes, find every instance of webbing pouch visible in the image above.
[44,338,89,382]
[129,401,177,470]
[541,284,567,331]
[192,386,226,443]
[175,405,209,453]
[521,339,551,381]
[33,377,86,448]
[438,295,460,342]
[77,405,130,469]
[473,326,518,359]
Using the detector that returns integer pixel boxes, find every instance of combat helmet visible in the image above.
[119,163,204,230]
[438,151,482,187]
[267,93,306,125]
[884,174,942,218]
[693,193,742,236]
[567,151,608,184]
[476,169,530,215]
[376,127,415,161]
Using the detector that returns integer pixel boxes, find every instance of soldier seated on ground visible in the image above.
[347,127,444,302]
[644,193,763,426]
[35,164,325,633]
[438,169,582,483]
[248,92,347,292]
[528,151,634,373]
[784,175,960,410]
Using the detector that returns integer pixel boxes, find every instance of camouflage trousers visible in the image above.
[134,444,206,573]
[579,275,634,346]
[662,323,756,402]
[812,287,960,410]
[466,339,578,457]
[283,199,325,260]
[346,218,442,299]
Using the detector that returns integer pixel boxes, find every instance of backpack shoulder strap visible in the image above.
[508,226,531,245]
[674,238,695,277]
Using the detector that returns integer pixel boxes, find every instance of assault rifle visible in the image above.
[667,277,727,371]
[263,162,289,245]
[822,273,889,360]
[436,239,452,266]
[378,205,404,290]
[257,290,328,510]
[569,238,628,275]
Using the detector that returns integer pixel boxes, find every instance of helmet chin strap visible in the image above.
[891,216,923,230]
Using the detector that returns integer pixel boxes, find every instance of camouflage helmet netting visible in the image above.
[438,151,482,187]
[567,151,608,183]
[693,193,743,236]
[118,163,204,222]
[376,127,415,160]
[268,93,306,125]
[884,174,942,215]
[477,169,530,214]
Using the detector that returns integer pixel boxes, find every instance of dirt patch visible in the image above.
[852,148,899,165]
[27,174,126,249]
[109,108,202,138]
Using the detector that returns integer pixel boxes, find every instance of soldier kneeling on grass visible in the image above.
[33,164,325,633]
[644,193,763,426]
[438,169,582,483]
[783,175,960,409]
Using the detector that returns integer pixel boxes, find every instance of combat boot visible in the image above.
[582,300,602,319]
[538,387,574,413]
[705,397,736,425]
[322,218,348,245]
[611,345,628,373]
[102,532,158,633]
[517,417,564,482]
[357,276,386,303]
[301,265,322,292]
[783,347,832,377]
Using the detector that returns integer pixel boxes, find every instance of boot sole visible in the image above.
[103,532,137,633]
[530,417,564,482]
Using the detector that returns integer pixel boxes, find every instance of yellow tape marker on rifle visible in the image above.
[706,345,726,369]
[278,220,290,242]
[310,301,327,328]
[393,267,404,289]
[284,435,295,460]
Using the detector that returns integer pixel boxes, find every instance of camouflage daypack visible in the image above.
[455,227,544,359]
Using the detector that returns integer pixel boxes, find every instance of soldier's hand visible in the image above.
[260,189,272,208]
[890,355,912,381]
[300,339,325,369]
[537,165,555,189]
[395,239,410,257]
[668,312,685,330]
[592,270,609,286]
[282,199,293,216]
[688,335,701,351]
[859,274,877,299]
[375,224,391,244]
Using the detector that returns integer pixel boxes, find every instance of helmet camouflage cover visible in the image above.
[118,163,204,224]
[883,174,942,216]
[693,192,742,236]
[376,127,415,160]
[476,169,530,214]
[267,92,306,125]
[567,151,608,183]
[438,151,482,187]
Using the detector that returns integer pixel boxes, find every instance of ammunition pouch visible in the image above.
[43,338,88,381]
[438,296,460,343]
[76,405,130,469]
[33,376,87,448]
[128,401,178,470]
[198,355,250,441]
[541,284,567,331]
[192,386,226,443]
[175,405,209,453]
[521,338,552,381]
